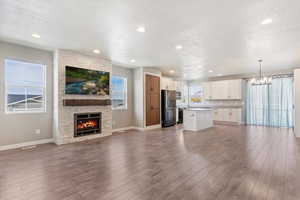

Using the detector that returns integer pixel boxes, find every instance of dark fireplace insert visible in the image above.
[74,112,101,137]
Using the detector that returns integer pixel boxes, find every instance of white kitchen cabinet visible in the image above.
[213,108,242,124]
[211,81,220,99]
[229,108,242,124]
[220,81,229,99]
[161,77,168,90]
[202,79,242,100]
[169,79,176,90]
[228,79,242,99]
[211,81,229,100]
[161,77,176,90]
[213,109,223,121]
[203,82,212,100]
[184,108,214,131]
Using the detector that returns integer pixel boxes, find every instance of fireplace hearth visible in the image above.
[74,113,101,137]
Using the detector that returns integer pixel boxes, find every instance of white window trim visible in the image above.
[4,59,47,114]
[112,76,128,110]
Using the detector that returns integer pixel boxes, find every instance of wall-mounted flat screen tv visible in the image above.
[65,66,110,95]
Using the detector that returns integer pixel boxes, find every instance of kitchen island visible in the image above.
[183,108,214,131]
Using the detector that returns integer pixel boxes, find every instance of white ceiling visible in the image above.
[1,0,300,79]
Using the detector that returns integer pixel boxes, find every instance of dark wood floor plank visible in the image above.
[0,125,299,200]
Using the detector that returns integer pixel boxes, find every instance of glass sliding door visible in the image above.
[246,77,294,127]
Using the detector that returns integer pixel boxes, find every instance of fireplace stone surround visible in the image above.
[53,50,113,145]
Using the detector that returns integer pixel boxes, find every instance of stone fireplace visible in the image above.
[53,50,113,145]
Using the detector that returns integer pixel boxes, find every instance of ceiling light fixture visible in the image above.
[176,45,183,50]
[93,49,100,54]
[169,70,175,73]
[32,33,41,38]
[251,59,272,85]
[261,18,273,25]
[136,26,146,33]
[209,70,213,73]
[130,59,136,63]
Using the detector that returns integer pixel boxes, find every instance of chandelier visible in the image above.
[251,59,272,85]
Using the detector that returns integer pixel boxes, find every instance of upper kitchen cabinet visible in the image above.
[203,82,212,100]
[211,81,229,100]
[161,77,176,90]
[227,79,242,99]
[203,79,242,100]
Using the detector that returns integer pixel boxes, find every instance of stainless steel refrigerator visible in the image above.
[161,90,176,127]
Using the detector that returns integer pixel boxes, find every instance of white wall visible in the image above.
[133,67,144,128]
[0,41,53,146]
[294,69,300,137]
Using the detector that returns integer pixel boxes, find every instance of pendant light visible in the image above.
[251,59,272,85]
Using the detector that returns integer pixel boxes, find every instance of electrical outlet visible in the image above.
[35,129,41,134]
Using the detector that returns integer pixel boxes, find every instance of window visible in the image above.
[188,85,204,106]
[246,77,294,127]
[5,59,46,113]
[112,76,127,110]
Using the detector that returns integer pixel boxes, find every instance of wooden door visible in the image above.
[146,74,160,126]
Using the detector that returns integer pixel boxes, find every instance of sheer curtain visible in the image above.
[246,77,294,127]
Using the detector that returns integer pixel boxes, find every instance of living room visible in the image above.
[0,0,300,199]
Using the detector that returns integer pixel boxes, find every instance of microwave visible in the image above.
[176,91,182,100]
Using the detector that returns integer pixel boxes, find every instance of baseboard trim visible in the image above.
[133,127,146,131]
[112,126,137,132]
[0,138,54,151]
[112,125,162,132]
[213,121,241,126]
[144,124,162,130]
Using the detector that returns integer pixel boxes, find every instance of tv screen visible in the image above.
[65,66,110,95]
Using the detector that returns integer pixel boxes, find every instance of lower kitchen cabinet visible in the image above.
[213,108,242,124]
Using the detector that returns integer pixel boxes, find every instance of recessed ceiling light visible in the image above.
[261,18,272,25]
[130,59,136,63]
[169,70,175,73]
[209,70,213,73]
[93,49,100,54]
[31,33,41,38]
[197,65,203,69]
[136,26,146,33]
[176,45,183,50]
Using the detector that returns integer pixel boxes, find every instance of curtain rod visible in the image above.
[244,73,294,80]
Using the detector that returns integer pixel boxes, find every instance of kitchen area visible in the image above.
[161,77,244,131]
